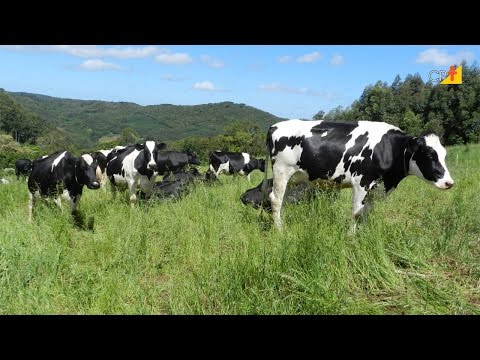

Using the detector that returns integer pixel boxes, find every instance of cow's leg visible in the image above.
[269,166,296,230]
[28,192,35,222]
[128,180,137,208]
[53,196,63,209]
[69,194,80,213]
[350,184,370,234]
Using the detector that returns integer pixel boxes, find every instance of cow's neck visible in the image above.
[382,135,414,192]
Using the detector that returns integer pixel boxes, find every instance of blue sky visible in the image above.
[0,45,478,119]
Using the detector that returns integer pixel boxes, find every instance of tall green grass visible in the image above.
[1,144,479,314]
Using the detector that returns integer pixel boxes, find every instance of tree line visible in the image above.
[314,62,480,145]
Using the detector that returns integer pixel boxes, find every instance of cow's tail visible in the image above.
[261,128,273,207]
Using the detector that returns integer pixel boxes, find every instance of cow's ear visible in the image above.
[135,143,144,151]
[157,142,167,151]
[407,137,419,153]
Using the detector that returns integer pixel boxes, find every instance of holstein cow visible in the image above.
[28,151,100,221]
[15,159,33,179]
[90,150,109,187]
[106,141,166,207]
[264,119,454,231]
[155,150,201,177]
[209,151,266,181]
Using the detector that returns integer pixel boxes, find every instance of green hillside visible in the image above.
[8,92,284,148]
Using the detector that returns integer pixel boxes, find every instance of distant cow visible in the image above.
[240,179,320,211]
[265,119,454,231]
[15,159,33,179]
[106,141,166,207]
[209,151,266,181]
[155,150,201,177]
[28,151,100,221]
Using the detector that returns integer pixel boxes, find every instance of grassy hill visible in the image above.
[8,92,284,147]
[0,144,479,314]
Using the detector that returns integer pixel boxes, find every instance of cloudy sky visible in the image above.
[0,45,478,119]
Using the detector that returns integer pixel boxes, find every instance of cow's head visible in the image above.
[136,140,166,171]
[407,132,454,190]
[187,150,201,165]
[76,155,100,190]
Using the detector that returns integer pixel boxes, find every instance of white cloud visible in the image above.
[278,55,293,64]
[297,51,322,63]
[200,55,224,68]
[79,59,122,71]
[415,48,475,66]
[155,52,193,65]
[330,54,344,65]
[193,81,216,91]
[259,82,338,100]
[0,45,159,59]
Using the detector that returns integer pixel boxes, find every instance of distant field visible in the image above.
[1,144,479,314]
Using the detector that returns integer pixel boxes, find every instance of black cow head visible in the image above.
[75,156,100,190]
[407,131,454,190]
[187,150,201,165]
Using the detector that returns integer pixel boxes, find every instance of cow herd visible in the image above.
[4,118,455,232]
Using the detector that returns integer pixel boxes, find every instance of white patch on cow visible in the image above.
[270,119,317,155]
[216,161,230,176]
[41,155,48,159]
[331,121,400,181]
[98,149,111,157]
[81,154,94,166]
[242,153,251,166]
[145,140,157,169]
[424,134,454,189]
[321,131,328,137]
[51,151,67,172]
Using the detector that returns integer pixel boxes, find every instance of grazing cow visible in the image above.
[264,119,454,230]
[106,141,166,207]
[209,151,266,181]
[155,150,201,176]
[28,151,100,221]
[15,159,33,179]
[240,179,320,211]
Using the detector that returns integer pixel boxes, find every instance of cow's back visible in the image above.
[28,151,73,195]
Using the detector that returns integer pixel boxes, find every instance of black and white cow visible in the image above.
[15,159,33,179]
[155,150,201,177]
[264,119,454,230]
[209,151,266,181]
[90,150,109,187]
[28,151,100,221]
[106,141,166,207]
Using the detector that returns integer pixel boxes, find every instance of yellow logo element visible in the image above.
[440,65,462,85]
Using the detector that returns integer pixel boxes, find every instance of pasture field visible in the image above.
[1,144,480,314]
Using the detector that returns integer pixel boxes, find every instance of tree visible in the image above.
[313,110,325,120]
